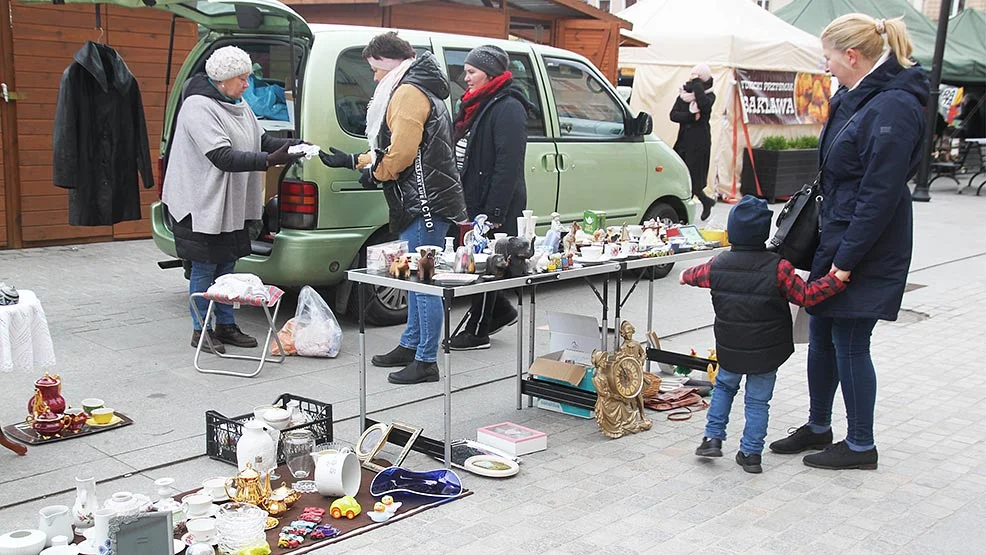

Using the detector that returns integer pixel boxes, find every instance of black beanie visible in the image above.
[727,195,772,247]
[464,45,509,78]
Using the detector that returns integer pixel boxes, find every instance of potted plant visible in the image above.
[741,135,820,202]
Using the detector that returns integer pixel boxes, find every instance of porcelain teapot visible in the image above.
[224,463,271,506]
[38,505,72,547]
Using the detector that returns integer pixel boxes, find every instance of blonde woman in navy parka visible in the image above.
[769,14,928,471]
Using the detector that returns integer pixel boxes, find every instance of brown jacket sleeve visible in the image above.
[372,84,431,182]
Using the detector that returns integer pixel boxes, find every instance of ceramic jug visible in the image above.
[38,505,72,547]
[90,508,116,553]
[72,476,97,530]
[236,420,276,472]
[313,448,361,498]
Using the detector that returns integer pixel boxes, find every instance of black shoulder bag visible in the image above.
[768,92,879,270]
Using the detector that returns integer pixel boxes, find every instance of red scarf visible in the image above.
[454,71,513,140]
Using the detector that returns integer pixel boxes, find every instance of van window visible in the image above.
[543,57,626,139]
[335,47,432,138]
[443,49,546,138]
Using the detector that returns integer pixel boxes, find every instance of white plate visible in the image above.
[431,272,479,285]
[463,455,520,478]
[195,488,229,503]
[184,504,219,519]
[573,254,612,265]
[181,532,218,547]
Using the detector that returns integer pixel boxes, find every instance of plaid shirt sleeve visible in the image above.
[681,259,713,288]
[777,258,847,307]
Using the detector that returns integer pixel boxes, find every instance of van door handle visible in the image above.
[539,153,558,173]
[556,153,574,172]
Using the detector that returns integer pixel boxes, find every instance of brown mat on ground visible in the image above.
[3,412,134,445]
[179,465,471,552]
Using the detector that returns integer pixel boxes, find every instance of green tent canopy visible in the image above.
[775,0,983,84]
[947,9,986,83]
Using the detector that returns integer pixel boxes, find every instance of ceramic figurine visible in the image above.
[562,222,580,254]
[464,214,491,254]
[485,254,508,279]
[495,237,535,278]
[592,228,607,243]
[453,246,475,274]
[417,250,436,282]
[389,255,411,279]
[620,224,630,242]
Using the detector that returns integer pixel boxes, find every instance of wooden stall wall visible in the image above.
[291,4,383,27]
[10,3,196,246]
[389,2,506,39]
[0,115,6,247]
[555,19,619,84]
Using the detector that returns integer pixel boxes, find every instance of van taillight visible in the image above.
[157,156,166,199]
[280,179,318,229]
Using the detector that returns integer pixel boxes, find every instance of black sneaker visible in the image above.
[448,332,491,351]
[695,437,723,457]
[803,441,878,470]
[214,324,258,348]
[735,451,763,474]
[191,330,226,354]
[769,424,833,454]
[372,345,416,368]
[488,309,519,336]
[388,360,440,385]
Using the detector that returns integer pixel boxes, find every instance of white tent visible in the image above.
[619,0,827,200]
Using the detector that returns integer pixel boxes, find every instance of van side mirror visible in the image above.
[628,112,653,136]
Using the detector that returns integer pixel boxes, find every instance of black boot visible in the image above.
[372,345,416,368]
[388,361,440,385]
[700,195,716,221]
[769,424,833,454]
[803,441,878,470]
[695,437,723,457]
[214,324,258,348]
[191,329,226,354]
[735,451,763,474]
[449,332,491,351]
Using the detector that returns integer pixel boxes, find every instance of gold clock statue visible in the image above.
[592,321,652,439]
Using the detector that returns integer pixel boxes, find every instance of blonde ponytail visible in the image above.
[821,13,915,68]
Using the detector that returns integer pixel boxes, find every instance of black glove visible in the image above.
[359,168,379,189]
[319,147,357,170]
[266,142,304,167]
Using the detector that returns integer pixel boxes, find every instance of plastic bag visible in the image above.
[271,318,298,356]
[293,286,343,357]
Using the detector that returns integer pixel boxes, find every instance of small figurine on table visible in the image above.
[389,255,411,279]
[463,214,492,254]
[562,221,581,254]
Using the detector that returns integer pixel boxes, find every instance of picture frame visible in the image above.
[356,421,423,473]
[107,511,173,555]
[676,224,706,245]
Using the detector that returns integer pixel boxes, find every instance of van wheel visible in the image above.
[364,285,408,326]
[642,202,683,279]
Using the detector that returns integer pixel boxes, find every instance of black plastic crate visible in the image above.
[206,394,332,466]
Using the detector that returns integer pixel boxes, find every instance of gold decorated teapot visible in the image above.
[224,463,271,506]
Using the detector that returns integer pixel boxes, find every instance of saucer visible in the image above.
[173,539,186,553]
[184,504,219,519]
[181,532,218,547]
[76,540,99,555]
[196,488,229,503]
[85,415,122,427]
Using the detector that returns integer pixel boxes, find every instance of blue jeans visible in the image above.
[705,367,777,455]
[807,316,879,450]
[398,217,450,363]
[189,260,236,331]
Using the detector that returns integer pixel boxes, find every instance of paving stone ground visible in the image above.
[1,180,984,553]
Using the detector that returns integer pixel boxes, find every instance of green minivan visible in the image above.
[38,0,698,324]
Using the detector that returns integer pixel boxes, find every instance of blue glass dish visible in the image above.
[369,466,463,498]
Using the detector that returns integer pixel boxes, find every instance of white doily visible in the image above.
[0,289,57,373]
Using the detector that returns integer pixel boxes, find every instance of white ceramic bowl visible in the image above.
[0,529,47,555]
[580,246,603,260]
[262,408,291,430]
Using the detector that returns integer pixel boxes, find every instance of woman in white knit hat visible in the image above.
[162,45,304,354]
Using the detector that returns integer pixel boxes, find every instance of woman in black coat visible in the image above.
[448,45,529,351]
[768,14,927,471]
[670,63,716,221]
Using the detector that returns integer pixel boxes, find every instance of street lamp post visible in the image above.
[912,0,954,202]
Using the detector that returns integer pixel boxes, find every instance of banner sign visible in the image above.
[736,69,831,125]
[938,84,963,123]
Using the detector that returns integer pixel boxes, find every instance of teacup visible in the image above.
[263,408,291,430]
[201,478,227,500]
[580,246,603,260]
[605,243,621,258]
[185,518,216,543]
[253,405,277,423]
[626,225,644,239]
[620,242,639,256]
[81,398,104,414]
[91,408,115,425]
[183,494,214,518]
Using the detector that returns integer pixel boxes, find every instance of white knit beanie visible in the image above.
[205,46,253,82]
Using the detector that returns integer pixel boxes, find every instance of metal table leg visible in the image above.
[516,287,525,410]
[528,286,536,408]
[614,266,622,351]
[443,289,453,468]
[358,282,367,434]
[646,268,655,374]
[602,274,609,351]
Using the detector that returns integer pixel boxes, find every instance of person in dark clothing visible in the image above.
[670,63,717,221]
[447,44,529,351]
[681,195,848,473]
[162,46,304,354]
[956,93,985,139]
[320,32,467,385]
[769,14,928,471]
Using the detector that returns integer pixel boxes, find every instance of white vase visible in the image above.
[91,508,115,553]
[236,421,275,472]
[72,476,97,531]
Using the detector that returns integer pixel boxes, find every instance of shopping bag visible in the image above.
[292,286,343,357]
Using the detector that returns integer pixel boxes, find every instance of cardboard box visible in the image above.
[476,422,547,456]
[529,312,602,419]
[583,210,607,234]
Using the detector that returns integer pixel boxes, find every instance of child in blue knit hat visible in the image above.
[679,195,850,473]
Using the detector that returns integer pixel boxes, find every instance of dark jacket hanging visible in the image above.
[53,41,154,226]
